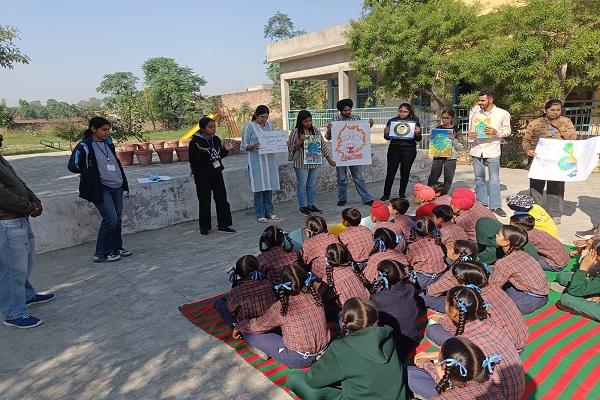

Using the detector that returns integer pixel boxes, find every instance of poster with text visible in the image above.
[331,120,372,166]
[303,135,323,165]
[257,130,288,154]
[429,128,453,158]
[528,137,600,182]
[389,121,416,140]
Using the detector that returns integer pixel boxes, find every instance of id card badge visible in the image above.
[213,159,223,169]
[107,164,116,171]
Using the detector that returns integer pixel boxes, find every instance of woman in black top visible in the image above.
[189,116,236,235]
[381,103,422,200]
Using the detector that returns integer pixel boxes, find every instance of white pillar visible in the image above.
[338,70,349,102]
[281,78,291,130]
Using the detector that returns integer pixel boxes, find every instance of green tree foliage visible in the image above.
[0,99,15,128]
[52,121,84,149]
[142,57,206,129]
[97,72,145,141]
[231,102,253,124]
[0,26,29,69]
[18,100,48,119]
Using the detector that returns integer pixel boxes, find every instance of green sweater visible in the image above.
[305,326,408,400]
[476,217,539,265]
[567,270,600,297]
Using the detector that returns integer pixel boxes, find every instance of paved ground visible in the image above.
[1,166,598,400]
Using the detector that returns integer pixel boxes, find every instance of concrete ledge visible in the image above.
[23,146,430,253]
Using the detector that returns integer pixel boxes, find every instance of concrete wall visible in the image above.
[220,89,280,124]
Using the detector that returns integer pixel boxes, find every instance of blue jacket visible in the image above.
[67,133,128,203]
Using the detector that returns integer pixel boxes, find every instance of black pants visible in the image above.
[194,172,232,230]
[383,146,417,198]
[427,158,457,187]
[528,156,565,217]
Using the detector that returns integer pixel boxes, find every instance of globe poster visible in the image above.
[429,128,453,158]
[528,137,600,182]
[389,121,416,140]
[303,135,323,165]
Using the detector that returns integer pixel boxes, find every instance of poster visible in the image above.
[331,120,372,166]
[471,115,491,139]
[389,121,416,140]
[257,130,288,154]
[303,135,322,165]
[429,128,453,158]
[528,137,600,182]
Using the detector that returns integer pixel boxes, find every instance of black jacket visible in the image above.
[188,133,229,178]
[67,133,128,203]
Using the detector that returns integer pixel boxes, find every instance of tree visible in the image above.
[264,12,305,41]
[46,99,78,119]
[0,99,15,128]
[231,102,253,124]
[97,72,145,141]
[142,57,206,129]
[52,121,84,149]
[0,26,29,69]
[199,95,222,115]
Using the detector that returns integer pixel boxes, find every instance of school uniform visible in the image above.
[482,285,528,350]
[557,270,600,322]
[489,250,549,314]
[339,225,374,263]
[392,214,416,242]
[434,194,452,206]
[407,238,447,288]
[257,247,298,282]
[330,266,371,306]
[476,217,540,265]
[455,202,497,241]
[236,291,330,369]
[527,228,570,271]
[214,279,277,327]
[420,269,455,312]
[188,133,232,231]
[438,222,468,251]
[301,233,339,278]
[363,250,409,283]
[431,380,504,400]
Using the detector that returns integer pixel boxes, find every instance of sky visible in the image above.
[0,1,364,106]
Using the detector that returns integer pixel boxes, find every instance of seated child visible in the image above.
[370,260,421,359]
[388,197,415,240]
[476,217,539,265]
[407,217,447,289]
[450,188,496,241]
[413,183,437,218]
[301,216,339,278]
[287,298,408,400]
[510,214,569,271]
[432,205,468,251]
[363,228,409,282]
[257,226,298,282]
[490,225,549,314]
[338,208,374,263]
[506,194,559,239]
[370,200,404,236]
[233,263,330,369]
[432,182,452,206]
[214,255,277,327]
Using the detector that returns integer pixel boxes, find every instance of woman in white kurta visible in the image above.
[241,105,281,222]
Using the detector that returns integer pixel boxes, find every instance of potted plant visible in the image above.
[152,140,166,150]
[134,148,154,165]
[179,139,191,147]
[156,147,174,163]
[138,141,151,150]
[116,147,134,166]
[165,139,179,149]
[175,146,189,162]
[124,143,137,152]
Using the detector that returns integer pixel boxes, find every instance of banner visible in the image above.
[331,120,372,166]
[303,135,322,165]
[528,137,600,182]
[389,121,416,140]
[429,128,453,158]
[257,130,288,154]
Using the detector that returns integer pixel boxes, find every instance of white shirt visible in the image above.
[468,105,511,158]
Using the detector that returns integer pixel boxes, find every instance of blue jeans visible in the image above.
[294,167,320,208]
[254,190,274,218]
[93,186,124,257]
[336,166,372,203]
[472,156,501,209]
[0,218,37,320]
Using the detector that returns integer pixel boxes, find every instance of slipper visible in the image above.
[267,215,281,221]
[257,217,268,223]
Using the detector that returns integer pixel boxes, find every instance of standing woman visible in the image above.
[68,116,131,263]
[381,103,422,201]
[427,109,464,187]
[522,99,577,224]
[188,116,235,235]
[242,105,281,223]
[288,110,336,216]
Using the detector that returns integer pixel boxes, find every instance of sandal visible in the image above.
[267,215,280,221]
[257,217,268,223]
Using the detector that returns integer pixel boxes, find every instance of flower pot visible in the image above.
[116,150,134,166]
[175,146,189,162]
[124,143,137,152]
[166,140,179,149]
[138,142,151,150]
[179,139,191,147]
[156,148,174,164]
[152,141,165,150]
[134,149,153,166]
[223,139,241,155]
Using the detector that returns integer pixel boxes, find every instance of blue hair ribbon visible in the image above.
[409,269,417,282]
[482,354,503,373]
[374,238,387,252]
[304,271,317,287]
[464,284,481,293]
[459,254,474,262]
[443,358,468,377]
[250,271,263,281]
[481,262,491,273]
[482,301,491,310]
[514,210,529,215]
[396,234,404,245]
[227,267,237,282]
[374,271,390,289]
[457,298,468,313]
[274,281,292,291]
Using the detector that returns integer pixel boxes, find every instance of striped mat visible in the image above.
[179,256,599,399]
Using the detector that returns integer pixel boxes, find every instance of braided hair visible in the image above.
[229,255,261,286]
[305,215,328,238]
[499,225,528,255]
[277,263,323,316]
[435,336,491,394]
[389,197,410,216]
[449,240,478,263]
[452,261,489,288]
[326,243,372,291]
[340,297,378,337]
[446,286,488,336]
[509,214,535,231]
[259,226,294,253]
[341,208,362,226]
[411,216,443,246]
[369,228,400,256]
[369,260,410,294]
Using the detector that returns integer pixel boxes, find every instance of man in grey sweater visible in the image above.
[0,133,55,328]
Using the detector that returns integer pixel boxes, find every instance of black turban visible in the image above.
[336,98,353,112]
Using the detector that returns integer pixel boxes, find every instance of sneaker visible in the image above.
[552,217,561,225]
[307,205,322,213]
[549,282,566,293]
[337,200,347,207]
[112,248,132,257]
[493,208,507,217]
[26,293,56,306]
[380,195,390,202]
[247,345,269,360]
[200,229,210,235]
[363,200,374,206]
[93,254,121,263]
[299,207,311,216]
[3,314,43,329]
[217,226,236,234]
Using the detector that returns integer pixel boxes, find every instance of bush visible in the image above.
[52,121,84,149]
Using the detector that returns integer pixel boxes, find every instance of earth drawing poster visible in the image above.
[471,115,491,139]
[331,120,372,166]
[429,128,453,158]
[389,121,416,140]
[303,135,323,165]
[528,137,600,182]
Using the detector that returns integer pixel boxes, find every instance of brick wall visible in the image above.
[220,89,281,120]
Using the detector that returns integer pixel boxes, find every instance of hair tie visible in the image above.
[396,234,404,245]
[274,281,292,291]
[432,227,442,239]
[457,298,468,313]
[443,358,468,377]
[250,271,263,281]
[374,271,390,289]
[304,271,317,287]
[464,284,481,293]
[409,269,417,282]
[482,300,491,310]
[374,238,387,252]
[227,267,237,282]
[481,262,491,273]
[459,254,473,262]
[482,354,502,373]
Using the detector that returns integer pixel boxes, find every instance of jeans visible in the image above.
[295,167,320,208]
[383,146,417,198]
[472,156,501,209]
[336,166,372,203]
[254,190,274,218]
[427,158,457,187]
[0,218,37,320]
[93,186,124,257]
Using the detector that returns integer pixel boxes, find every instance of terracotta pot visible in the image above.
[152,141,165,150]
[179,139,191,147]
[124,143,137,152]
[156,148,174,164]
[134,149,153,165]
[223,139,241,155]
[166,140,179,149]
[138,142,151,150]
[116,150,134,166]
[175,146,189,162]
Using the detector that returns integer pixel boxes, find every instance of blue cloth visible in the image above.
[243,331,318,369]
[93,186,124,257]
[336,165,372,203]
[407,365,438,400]
[242,122,281,192]
[295,167,320,208]
[214,298,236,328]
[0,217,37,320]
[426,323,453,346]
[504,284,548,315]
[472,155,501,209]
[254,190,274,219]
[420,293,446,313]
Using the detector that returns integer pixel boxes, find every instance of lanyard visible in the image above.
[545,118,556,138]
[94,141,112,162]
[197,135,220,160]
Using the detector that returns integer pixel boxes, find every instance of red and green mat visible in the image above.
[179,251,599,399]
